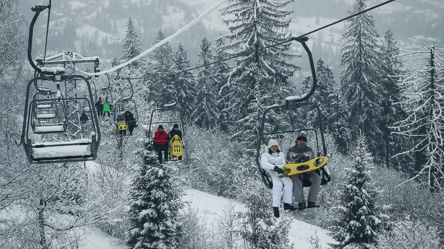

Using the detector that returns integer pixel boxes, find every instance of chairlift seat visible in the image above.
[37,104,52,109]
[35,113,56,119]
[28,138,95,162]
[33,123,66,134]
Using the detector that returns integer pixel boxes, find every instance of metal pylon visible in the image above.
[64,54,81,138]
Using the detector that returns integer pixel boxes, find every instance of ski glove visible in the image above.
[273,166,285,174]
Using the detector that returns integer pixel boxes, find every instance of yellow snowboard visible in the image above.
[282,156,328,177]
[169,134,183,159]
[118,121,127,130]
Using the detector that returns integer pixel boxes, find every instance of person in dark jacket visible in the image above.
[116,112,127,135]
[95,97,103,117]
[80,111,89,124]
[286,132,321,210]
[154,125,169,163]
[168,123,182,140]
[125,111,136,135]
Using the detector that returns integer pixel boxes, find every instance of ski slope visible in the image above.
[81,188,336,249]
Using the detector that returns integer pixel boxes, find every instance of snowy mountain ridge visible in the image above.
[19,0,443,61]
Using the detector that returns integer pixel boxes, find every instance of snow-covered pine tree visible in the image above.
[238,184,293,249]
[171,43,196,119]
[127,150,184,249]
[391,45,444,191]
[191,37,220,129]
[316,59,337,132]
[332,133,382,249]
[217,0,300,147]
[379,29,413,170]
[144,30,174,107]
[121,17,143,69]
[304,58,337,132]
[340,0,384,155]
[214,39,233,132]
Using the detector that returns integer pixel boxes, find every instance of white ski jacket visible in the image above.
[261,152,286,176]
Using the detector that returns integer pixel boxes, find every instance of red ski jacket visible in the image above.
[154,130,169,145]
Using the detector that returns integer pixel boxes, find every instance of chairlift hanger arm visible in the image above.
[28,2,52,75]
[289,36,317,103]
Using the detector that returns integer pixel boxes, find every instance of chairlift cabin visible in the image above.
[21,76,101,164]
[255,101,331,189]
[113,78,138,131]
[19,2,101,164]
[147,103,184,155]
[255,36,331,189]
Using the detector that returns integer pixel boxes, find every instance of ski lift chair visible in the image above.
[21,76,101,164]
[255,101,331,189]
[30,97,67,134]
[146,103,184,155]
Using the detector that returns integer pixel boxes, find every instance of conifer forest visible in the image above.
[1,0,444,248]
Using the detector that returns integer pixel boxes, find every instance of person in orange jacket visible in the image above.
[154,125,169,163]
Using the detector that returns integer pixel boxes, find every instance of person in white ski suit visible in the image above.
[286,132,321,210]
[261,139,297,218]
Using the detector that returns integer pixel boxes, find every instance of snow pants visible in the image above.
[128,125,135,135]
[270,175,293,207]
[156,144,168,163]
[292,171,321,203]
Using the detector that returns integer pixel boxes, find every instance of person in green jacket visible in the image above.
[103,97,111,117]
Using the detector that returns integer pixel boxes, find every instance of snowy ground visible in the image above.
[80,188,335,249]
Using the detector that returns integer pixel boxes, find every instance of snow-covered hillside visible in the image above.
[79,188,336,249]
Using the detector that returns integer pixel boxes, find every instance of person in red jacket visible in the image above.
[154,125,169,163]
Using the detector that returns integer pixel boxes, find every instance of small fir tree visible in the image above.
[144,30,174,106]
[238,184,293,249]
[121,17,143,69]
[127,150,184,249]
[172,43,196,119]
[191,37,220,129]
[332,133,382,249]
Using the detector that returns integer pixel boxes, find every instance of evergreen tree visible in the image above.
[304,59,337,132]
[217,0,300,147]
[340,0,384,156]
[316,59,337,132]
[391,45,444,191]
[171,43,196,119]
[121,17,143,69]
[191,37,220,129]
[333,92,352,155]
[379,29,413,170]
[238,185,293,249]
[332,133,382,249]
[214,39,232,132]
[127,150,184,249]
[144,30,174,106]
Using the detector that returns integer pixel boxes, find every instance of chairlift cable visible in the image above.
[43,0,52,63]
[67,0,396,77]
[186,0,396,72]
